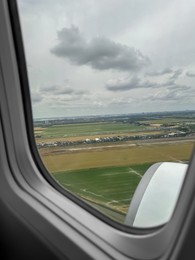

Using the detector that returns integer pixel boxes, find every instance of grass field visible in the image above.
[35,122,148,138]
[40,141,193,172]
[54,163,150,218]
[34,118,195,138]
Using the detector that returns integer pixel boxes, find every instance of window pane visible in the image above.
[17,0,194,227]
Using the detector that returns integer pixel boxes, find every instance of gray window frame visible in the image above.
[1,1,195,259]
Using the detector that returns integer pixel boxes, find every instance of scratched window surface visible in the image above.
[18,0,195,227]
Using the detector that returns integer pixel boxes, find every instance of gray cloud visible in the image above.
[147,68,183,81]
[186,71,195,77]
[106,76,158,91]
[41,85,74,95]
[106,74,192,93]
[38,84,89,104]
[51,26,150,71]
[166,83,192,92]
[151,89,180,101]
[149,85,194,102]
[31,83,89,108]
[147,68,173,76]
[31,92,43,104]
[169,69,183,80]
[75,90,88,95]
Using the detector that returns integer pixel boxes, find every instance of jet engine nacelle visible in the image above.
[125,162,188,228]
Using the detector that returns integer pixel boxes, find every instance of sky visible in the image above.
[17,0,195,118]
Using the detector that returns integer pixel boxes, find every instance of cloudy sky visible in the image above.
[17,0,195,118]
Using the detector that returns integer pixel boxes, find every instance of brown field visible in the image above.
[39,140,194,173]
[150,123,162,127]
[34,127,45,131]
[35,131,44,134]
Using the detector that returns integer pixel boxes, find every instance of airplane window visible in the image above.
[17,0,194,228]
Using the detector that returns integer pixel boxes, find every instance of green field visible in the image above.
[54,163,152,217]
[37,122,147,138]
